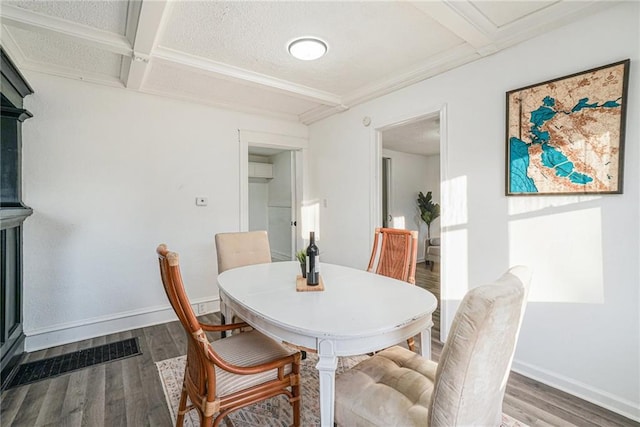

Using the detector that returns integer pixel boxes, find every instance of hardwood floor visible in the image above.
[1,312,637,426]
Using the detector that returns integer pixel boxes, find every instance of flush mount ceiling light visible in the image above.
[287,37,327,61]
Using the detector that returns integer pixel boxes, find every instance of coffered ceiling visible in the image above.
[1,1,614,125]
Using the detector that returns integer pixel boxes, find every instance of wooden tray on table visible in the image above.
[296,275,325,292]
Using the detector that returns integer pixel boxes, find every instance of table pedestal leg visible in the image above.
[316,340,338,427]
[420,317,433,359]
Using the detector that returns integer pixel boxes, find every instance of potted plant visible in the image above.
[296,250,307,278]
[417,191,440,240]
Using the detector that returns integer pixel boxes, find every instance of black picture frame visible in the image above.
[506,59,630,195]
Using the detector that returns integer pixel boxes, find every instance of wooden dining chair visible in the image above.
[156,244,300,427]
[367,227,419,284]
[367,227,419,350]
[215,231,271,335]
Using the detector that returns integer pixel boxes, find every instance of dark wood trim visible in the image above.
[0,229,5,344]
[0,106,33,122]
[0,227,25,364]
[0,208,33,229]
[0,47,31,394]
[0,334,25,390]
[0,47,34,98]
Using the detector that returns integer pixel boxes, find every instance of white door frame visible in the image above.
[369,104,449,337]
[382,157,392,228]
[239,130,308,254]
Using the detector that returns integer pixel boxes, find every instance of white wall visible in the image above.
[309,3,639,420]
[21,72,307,350]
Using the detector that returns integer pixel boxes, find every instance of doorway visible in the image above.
[247,147,296,261]
[239,130,307,260]
[374,108,445,341]
[380,115,441,258]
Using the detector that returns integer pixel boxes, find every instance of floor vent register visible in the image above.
[3,337,141,390]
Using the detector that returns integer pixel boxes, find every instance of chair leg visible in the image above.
[176,386,188,426]
[214,410,233,427]
[292,388,301,427]
[220,312,226,339]
[407,336,416,352]
[291,355,301,427]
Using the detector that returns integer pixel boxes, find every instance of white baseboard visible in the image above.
[24,297,221,352]
[512,359,640,422]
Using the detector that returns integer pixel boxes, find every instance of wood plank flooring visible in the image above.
[1,312,637,426]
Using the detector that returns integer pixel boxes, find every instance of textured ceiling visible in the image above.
[1,0,615,134]
[383,117,441,156]
[160,1,463,95]
[5,0,129,34]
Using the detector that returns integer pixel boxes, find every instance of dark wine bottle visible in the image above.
[306,231,319,286]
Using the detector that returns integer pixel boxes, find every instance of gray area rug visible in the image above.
[156,353,528,427]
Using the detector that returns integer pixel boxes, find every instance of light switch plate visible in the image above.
[196,197,208,206]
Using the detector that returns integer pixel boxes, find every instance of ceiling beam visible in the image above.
[409,0,497,55]
[1,18,124,89]
[0,24,28,66]
[341,43,479,111]
[299,104,349,126]
[154,46,342,106]
[125,0,171,89]
[141,85,300,123]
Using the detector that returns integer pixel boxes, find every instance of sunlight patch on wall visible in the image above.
[441,175,467,227]
[301,200,320,241]
[508,194,601,216]
[508,207,604,303]
[441,228,469,301]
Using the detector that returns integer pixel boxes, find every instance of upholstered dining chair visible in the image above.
[367,227,419,350]
[424,236,441,271]
[215,231,271,335]
[335,266,531,427]
[156,244,301,427]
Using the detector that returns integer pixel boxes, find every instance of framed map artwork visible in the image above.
[506,59,630,195]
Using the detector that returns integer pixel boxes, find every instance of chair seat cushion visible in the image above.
[212,330,296,396]
[335,346,437,427]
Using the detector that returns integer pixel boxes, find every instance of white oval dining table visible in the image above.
[217,261,437,427]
